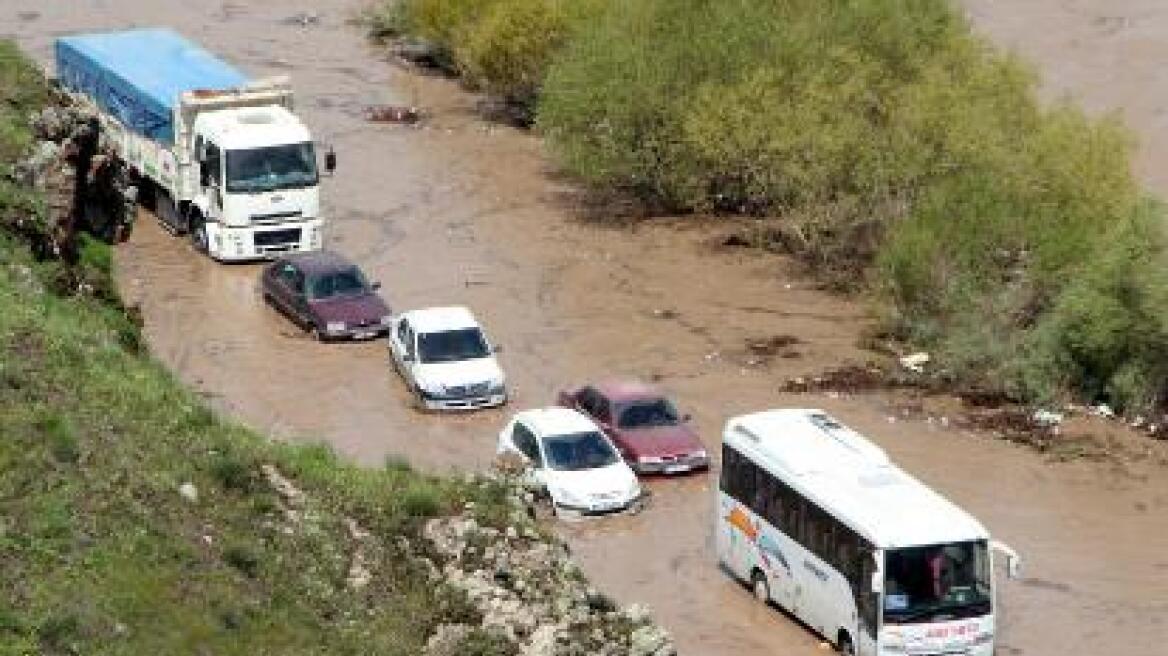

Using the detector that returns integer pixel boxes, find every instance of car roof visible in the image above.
[513,407,600,437]
[279,250,355,276]
[403,306,480,333]
[590,380,667,403]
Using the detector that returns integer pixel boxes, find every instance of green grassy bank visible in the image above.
[0,40,513,655]
[371,0,1168,416]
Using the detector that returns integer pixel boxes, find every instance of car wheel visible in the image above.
[837,633,855,656]
[751,570,770,605]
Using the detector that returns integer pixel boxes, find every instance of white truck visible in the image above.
[55,28,331,261]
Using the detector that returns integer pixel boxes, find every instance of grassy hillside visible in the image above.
[0,40,513,655]
[371,0,1168,417]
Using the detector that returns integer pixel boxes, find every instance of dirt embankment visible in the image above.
[7,2,1168,655]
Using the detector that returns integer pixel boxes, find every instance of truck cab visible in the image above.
[54,29,328,262]
[187,103,323,259]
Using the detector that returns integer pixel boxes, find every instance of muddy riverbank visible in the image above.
[7,1,1168,653]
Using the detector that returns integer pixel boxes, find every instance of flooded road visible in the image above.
[7,2,1168,654]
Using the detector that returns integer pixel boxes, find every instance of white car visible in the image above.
[497,408,642,515]
[388,306,507,411]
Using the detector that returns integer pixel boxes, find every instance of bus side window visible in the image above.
[836,528,859,583]
[721,444,743,501]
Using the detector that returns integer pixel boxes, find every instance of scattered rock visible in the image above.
[422,475,675,655]
[282,11,320,27]
[365,104,423,124]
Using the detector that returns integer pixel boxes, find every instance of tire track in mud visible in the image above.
[8,2,1168,654]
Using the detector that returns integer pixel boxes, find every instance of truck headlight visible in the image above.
[326,321,346,334]
[489,379,506,395]
[380,315,394,327]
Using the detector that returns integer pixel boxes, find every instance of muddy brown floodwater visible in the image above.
[8,1,1168,654]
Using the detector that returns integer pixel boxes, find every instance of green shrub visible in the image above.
[400,480,443,518]
[454,627,519,656]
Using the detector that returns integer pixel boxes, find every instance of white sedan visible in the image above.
[388,306,507,411]
[497,408,642,515]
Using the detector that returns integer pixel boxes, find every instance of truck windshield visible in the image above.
[226,142,318,193]
[883,540,991,624]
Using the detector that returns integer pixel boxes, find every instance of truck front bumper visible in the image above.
[207,219,324,261]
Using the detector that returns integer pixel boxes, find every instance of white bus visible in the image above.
[716,409,1021,655]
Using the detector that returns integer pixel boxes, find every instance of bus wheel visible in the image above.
[837,632,855,655]
[751,570,770,605]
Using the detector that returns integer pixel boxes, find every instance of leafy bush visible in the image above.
[542,0,1168,412]
[380,0,606,117]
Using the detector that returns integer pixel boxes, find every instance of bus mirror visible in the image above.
[870,571,883,594]
[1007,555,1022,579]
[991,540,1022,580]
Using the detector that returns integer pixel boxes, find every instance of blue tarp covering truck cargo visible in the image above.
[55,28,248,144]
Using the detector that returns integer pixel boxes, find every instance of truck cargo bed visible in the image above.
[55,28,248,144]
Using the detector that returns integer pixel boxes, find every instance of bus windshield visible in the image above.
[883,540,991,624]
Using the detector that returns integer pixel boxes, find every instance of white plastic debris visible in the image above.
[1032,409,1064,427]
[1090,404,1116,419]
[899,352,930,373]
[178,482,199,503]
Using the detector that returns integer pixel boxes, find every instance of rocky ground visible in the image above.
[9,93,135,258]
[423,501,674,656]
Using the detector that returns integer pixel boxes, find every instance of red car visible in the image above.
[557,381,709,475]
[261,251,391,341]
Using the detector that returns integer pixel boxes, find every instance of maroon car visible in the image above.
[261,251,391,341]
[558,381,709,475]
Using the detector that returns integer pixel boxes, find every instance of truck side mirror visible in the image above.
[324,146,336,175]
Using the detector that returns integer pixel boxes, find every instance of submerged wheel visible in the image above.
[751,570,770,605]
[189,214,209,254]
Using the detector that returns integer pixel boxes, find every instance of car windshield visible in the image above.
[308,267,368,300]
[418,328,490,363]
[226,142,318,193]
[617,398,681,429]
[542,431,620,471]
[883,540,992,624]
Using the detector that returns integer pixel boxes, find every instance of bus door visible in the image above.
[854,549,881,656]
[717,492,753,579]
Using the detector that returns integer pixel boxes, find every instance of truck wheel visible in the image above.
[189,214,209,254]
[156,193,183,235]
[837,632,855,655]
